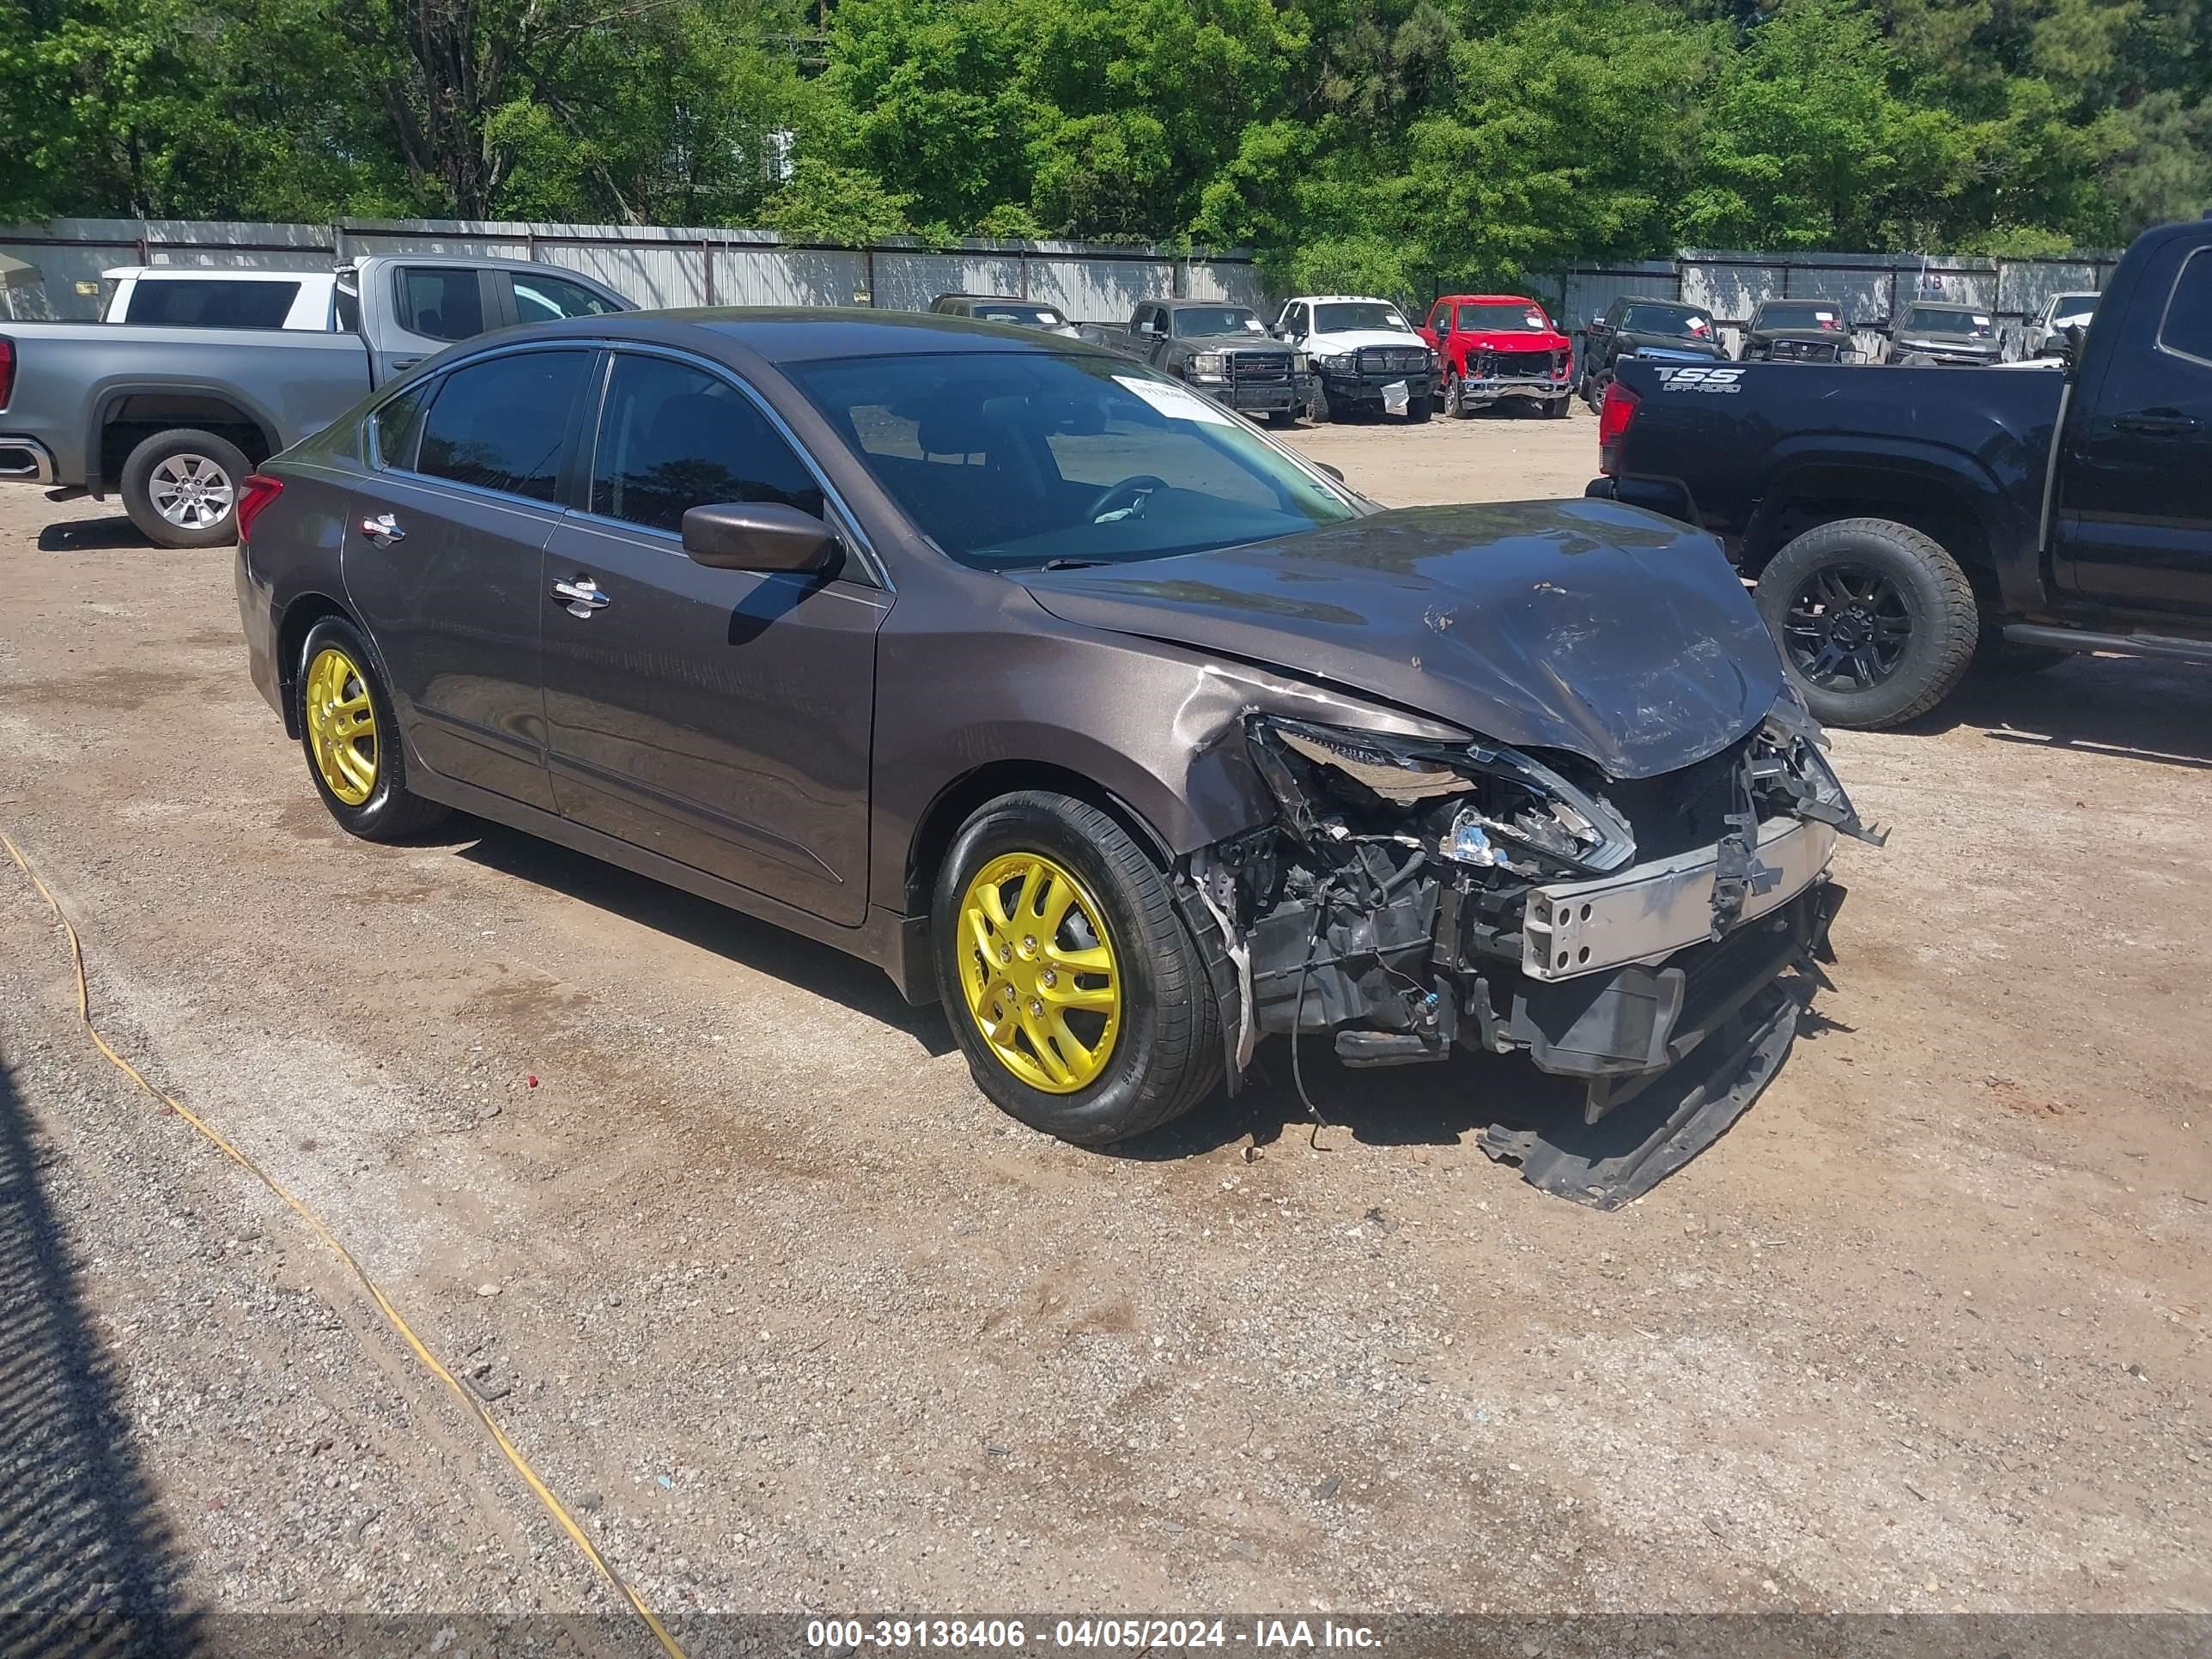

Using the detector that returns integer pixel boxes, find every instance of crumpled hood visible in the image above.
[1018,500,1784,780]
[1308,328,1429,354]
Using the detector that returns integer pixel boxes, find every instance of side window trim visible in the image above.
[368,376,435,473]
[2155,246,2212,369]
[572,343,887,589]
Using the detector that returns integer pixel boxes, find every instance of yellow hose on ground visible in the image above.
[2,830,689,1659]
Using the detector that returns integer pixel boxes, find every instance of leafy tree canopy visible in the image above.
[4,0,2205,295]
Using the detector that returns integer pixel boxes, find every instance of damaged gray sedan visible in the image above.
[237,312,1875,1204]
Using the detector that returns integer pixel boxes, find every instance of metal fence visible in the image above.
[0,216,1269,325]
[1541,247,2124,361]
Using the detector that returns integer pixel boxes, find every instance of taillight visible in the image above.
[0,338,15,410]
[1596,381,1640,475]
[235,473,284,544]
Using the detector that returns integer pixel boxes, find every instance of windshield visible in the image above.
[1455,301,1549,331]
[1623,303,1711,337]
[1758,301,1843,331]
[1171,306,1264,339]
[788,352,1360,570]
[1313,301,1412,334]
[973,303,1067,330]
[1905,307,1990,337]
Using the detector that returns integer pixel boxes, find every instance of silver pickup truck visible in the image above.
[0,254,629,546]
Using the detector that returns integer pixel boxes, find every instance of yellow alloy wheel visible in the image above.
[957,851,1122,1094]
[305,645,379,806]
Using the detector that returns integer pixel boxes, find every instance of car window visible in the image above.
[399,268,486,342]
[1457,301,1549,331]
[790,351,1358,570]
[1312,301,1410,333]
[123,279,300,329]
[590,353,824,534]
[2158,251,2212,364]
[508,271,622,325]
[371,382,431,471]
[415,350,590,501]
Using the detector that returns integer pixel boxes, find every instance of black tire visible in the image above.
[1756,518,1981,729]
[1544,394,1570,419]
[1444,372,1475,418]
[932,792,1221,1146]
[295,616,450,841]
[119,428,252,549]
[1266,408,1297,428]
[1405,394,1431,424]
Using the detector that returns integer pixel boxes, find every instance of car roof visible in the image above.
[1155,298,1255,308]
[1755,296,1842,308]
[501,307,1109,363]
[1905,301,1981,313]
[101,265,329,283]
[1437,294,1546,306]
[1619,297,1703,312]
[1296,295,1401,306]
[936,294,1052,304]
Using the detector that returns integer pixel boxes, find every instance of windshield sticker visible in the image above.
[1972,315,1991,327]
[1524,310,1546,329]
[1115,375,1237,426]
[1815,310,1836,323]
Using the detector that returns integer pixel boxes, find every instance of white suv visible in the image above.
[1271,295,1435,422]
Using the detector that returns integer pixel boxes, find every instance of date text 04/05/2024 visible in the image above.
[803,1619,1382,1649]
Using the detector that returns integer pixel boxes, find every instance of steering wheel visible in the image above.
[1084,475,1169,524]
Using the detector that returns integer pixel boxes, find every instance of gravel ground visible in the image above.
[1,403,2208,1639]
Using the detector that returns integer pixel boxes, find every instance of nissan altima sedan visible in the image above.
[235,309,1877,1203]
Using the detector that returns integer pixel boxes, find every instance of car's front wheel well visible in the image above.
[1746,483,1999,607]
[275,593,354,738]
[905,762,1176,920]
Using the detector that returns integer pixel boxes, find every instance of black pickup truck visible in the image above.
[1589,215,2212,728]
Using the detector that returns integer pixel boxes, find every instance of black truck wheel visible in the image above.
[1405,393,1431,423]
[1756,519,1981,729]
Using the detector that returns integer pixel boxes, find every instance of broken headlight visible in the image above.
[1244,715,1638,876]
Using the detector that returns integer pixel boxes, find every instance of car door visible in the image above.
[371,264,503,381]
[539,349,888,926]
[1279,301,1309,348]
[2056,243,2212,614]
[496,269,629,329]
[343,346,596,811]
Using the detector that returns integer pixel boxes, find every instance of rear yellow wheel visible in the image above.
[304,644,378,805]
[957,851,1122,1093]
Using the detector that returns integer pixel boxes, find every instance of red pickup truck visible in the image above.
[1419,295,1574,418]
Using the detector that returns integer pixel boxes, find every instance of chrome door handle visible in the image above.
[553,575,611,617]
[359,511,404,545]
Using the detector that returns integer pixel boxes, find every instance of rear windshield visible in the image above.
[789,352,1358,569]
[1758,301,1843,330]
[123,278,301,329]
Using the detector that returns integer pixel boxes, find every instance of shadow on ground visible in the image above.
[1912,653,2212,770]
[35,517,151,554]
[454,821,958,1058]
[0,1053,197,1655]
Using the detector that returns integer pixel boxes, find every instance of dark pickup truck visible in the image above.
[1589,215,2212,728]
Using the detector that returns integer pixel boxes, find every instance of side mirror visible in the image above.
[681,501,838,573]
[1316,462,1345,483]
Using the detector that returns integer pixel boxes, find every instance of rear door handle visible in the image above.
[359,511,404,545]
[553,575,611,617]
[2112,410,2202,436]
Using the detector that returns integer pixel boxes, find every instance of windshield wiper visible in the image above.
[1040,557,1108,571]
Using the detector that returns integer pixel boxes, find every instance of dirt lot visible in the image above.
[3,402,2209,1642]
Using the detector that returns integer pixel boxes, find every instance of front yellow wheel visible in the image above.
[304,644,379,805]
[957,851,1121,1094]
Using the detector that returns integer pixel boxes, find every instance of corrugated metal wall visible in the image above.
[0,216,1267,325]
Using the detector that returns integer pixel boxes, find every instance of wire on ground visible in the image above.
[2,829,689,1659]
